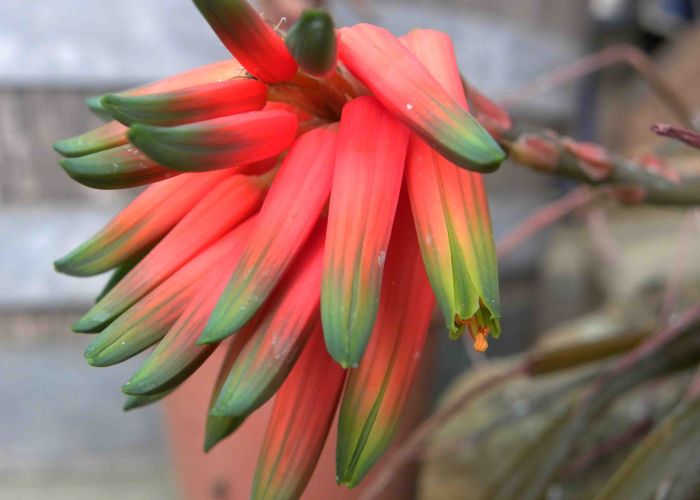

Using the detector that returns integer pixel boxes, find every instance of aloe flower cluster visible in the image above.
[54,1,506,497]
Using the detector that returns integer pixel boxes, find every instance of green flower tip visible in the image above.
[85,94,111,119]
[126,122,151,143]
[203,433,220,453]
[72,310,111,333]
[58,156,95,184]
[336,446,374,489]
[197,313,238,345]
[100,94,123,107]
[51,248,92,277]
[122,397,142,412]
[203,416,244,452]
[100,94,133,124]
[195,329,223,346]
[53,138,80,157]
[285,9,337,77]
[123,391,171,412]
[58,157,73,174]
[83,341,110,367]
[127,122,184,151]
[83,350,99,366]
[120,370,166,397]
[53,256,71,274]
[203,425,229,452]
[336,459,367,488]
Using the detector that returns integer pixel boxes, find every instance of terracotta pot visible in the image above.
[164,337,435,499]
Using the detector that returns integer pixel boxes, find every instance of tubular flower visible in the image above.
[54,3,505,497]
[401,29,501,349]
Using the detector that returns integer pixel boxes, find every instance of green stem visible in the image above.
[500,124,700,206]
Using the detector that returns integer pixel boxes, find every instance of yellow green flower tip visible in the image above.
[121,340,215,395]
[53,254,78,275]
[203,324,256,452]
[83,338,106,364]
[100,79,267,127]
[52,173,226,277]
[321,96,409,368]
[335,193,434,487]
[199,129,336,345]
[204,415,245,452]
[400,29,502,349]
[209,231,324,417]
[127,110,297,172]
[86,219,260,362]
[121,365,187,396]
[59,145,178,190]
[123,390,173,412]
[83,313,166,367]
[195,329,223,346]
[338,24,506,173]
[251,327,346,500]
[86,94,111,119]
[285,9,337,77]
[121,270,232,396]
[72,310,112,333]
[53,121,128,158]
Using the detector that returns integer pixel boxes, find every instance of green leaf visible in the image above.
[595,397,700,500]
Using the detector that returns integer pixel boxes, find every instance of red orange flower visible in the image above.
[54,1,507,497]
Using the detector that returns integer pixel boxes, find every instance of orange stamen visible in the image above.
[473,328,489,353]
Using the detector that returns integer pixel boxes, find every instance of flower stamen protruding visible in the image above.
[474,329,489,353]
[455,313,492,352]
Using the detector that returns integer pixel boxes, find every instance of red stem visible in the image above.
[652,123,700,150]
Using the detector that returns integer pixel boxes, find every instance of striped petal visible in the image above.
[59,144,178,190]
[210,224,325,417]
[84,219,255,366]
[73,175,265,332]
[204,335,255,452]
[252,325,346,500]
[121,230,250,395]
[94,248,150,302]
[128,110,298,172]
[199,127,337,344]
[402,29,500,346]
[55,171,230,276]
[322,96,409,368]
[53,121,128,157]
[87,59,244,117]
[337,23,504,172]
[336,192,434,486]
[101,79,266,126]
[194,0,298,83]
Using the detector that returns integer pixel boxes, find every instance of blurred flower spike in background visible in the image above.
[52,0,509,496]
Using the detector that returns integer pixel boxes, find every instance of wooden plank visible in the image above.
[0,87,130,204]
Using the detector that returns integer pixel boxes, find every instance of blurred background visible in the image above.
[1,0,698,499]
